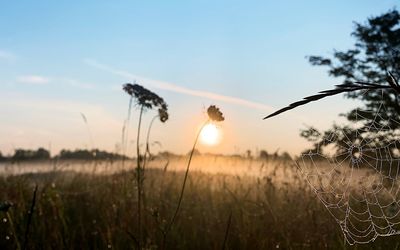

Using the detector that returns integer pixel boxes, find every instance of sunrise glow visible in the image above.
[200,123,220,146]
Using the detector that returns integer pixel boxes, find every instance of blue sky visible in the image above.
[0,1,398,156]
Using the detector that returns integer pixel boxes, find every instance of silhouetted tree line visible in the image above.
[258,150,292,161]
[58,149,128,160]
[0,148,128,162]
[0,148,294,162]
[12,148,50,161]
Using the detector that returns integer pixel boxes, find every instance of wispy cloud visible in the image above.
[84,58,276,112]
[0,50,16,62]
[14,74,96,89]
[16,75,50,85]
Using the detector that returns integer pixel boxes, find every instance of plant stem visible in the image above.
[136,105,144,250]
[143,115,158,172]
[122,96,133,169]
[23,184,38,250]
[222,211,233,250]
[140,114,159,239]
[162,120,209,248]
[7,211,21,250]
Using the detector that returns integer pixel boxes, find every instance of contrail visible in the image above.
[84,58,276,112]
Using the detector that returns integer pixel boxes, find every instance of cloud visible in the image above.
[83,58,276,112]
[16,75,50,85]
[14,74,96,89]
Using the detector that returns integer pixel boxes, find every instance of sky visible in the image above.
[0,1,398,156]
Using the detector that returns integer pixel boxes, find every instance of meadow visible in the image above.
[1,156,400,249]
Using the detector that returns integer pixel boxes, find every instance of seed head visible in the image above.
[207,105,224,122]
[158,108,169,123]
[122,83,135,96]
[123,83,168,113]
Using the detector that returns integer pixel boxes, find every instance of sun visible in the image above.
[200,123,220,146]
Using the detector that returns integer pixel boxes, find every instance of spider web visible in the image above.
[297,101,400,244]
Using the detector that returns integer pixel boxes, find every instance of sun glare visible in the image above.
[200,123,220,146]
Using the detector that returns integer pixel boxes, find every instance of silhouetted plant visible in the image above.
[264,72,399,119]
[80,112,94,149]
[23,184,38,250]
[122,82,168,249]
[121,81,136,167]
[207,105,225,122]
[162,105,224,249]
[222,211,233,250]
[143,106,169,169]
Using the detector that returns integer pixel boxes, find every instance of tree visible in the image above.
[12,148,50,161]
[309,10,399,115]
[0,151,5,161]
[280,151,292,161]
[289,10,400,156]
[36,148,51,159]
[259,150,269,160]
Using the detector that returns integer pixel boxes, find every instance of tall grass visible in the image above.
[2,158,400,249]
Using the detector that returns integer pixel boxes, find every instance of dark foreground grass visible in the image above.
[1,165,400,249]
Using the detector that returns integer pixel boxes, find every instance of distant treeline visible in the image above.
[0,148,128,162]
[157,149,292,161]
[258,150,292,161]
[0,148,292,162]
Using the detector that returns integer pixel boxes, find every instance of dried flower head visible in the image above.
[0,201,12,212]
[207,105,224,122]
[158,108,169,123]
[123,83,168,114]
[122,83,135,96]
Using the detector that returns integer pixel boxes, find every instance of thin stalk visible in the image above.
[136,105,144,250]
[222,211,233,250]
[122,96,133,169]
[162,120,209,248]
[143,115,159,171]
[80,113,94,149]
[23,184,38,250]
[140,114,159,238]
[263,194,292,250]
[7,211,21,250]
[126,230,140,249]
[125,96,134,151]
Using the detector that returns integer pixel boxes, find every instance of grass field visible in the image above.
[1,156,400,249]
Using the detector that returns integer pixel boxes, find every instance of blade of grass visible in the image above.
[23,184,38,250]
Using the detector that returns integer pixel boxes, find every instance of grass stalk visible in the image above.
[122,96,133,169]
[22,184,38,250]
[7,211,21,250]
[222,211,233,250]
[136,105,144,249]
[162,120,209,249]
[143,115,158,171]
